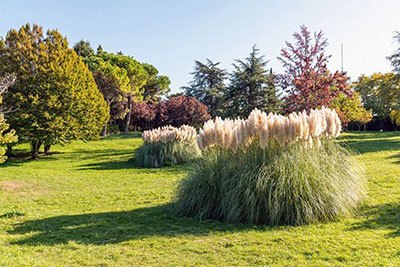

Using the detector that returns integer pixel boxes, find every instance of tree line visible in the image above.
[181,26,400,130]
[0,23,399,160]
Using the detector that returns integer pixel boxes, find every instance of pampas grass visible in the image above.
[174,107,366,225]
[135,125,201,168]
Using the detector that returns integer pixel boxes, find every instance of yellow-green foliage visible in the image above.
[390,110,400,125]
[0,24,109,152]
[0,113,17,163]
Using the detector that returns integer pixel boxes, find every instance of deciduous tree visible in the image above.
[159,96,210,128]
[278,25,351,113]
[353,73,400,120]
[331,91,372,128]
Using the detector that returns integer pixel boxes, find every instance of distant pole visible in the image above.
[341,43,344,72]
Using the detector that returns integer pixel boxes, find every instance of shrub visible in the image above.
[135,125,201,168]
[130,96,211,131]
[174,107,366,225]
[161,96,211,128]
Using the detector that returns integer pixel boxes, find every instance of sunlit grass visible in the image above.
[0,132,399,266]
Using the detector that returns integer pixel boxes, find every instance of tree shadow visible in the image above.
[349,202,400,238]
[388,152,400,164]
[7,204,270,246]
[0,149,63,168]
[340,137,400,154]
[78,158,135,170]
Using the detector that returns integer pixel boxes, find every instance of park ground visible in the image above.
[0,132,399,266]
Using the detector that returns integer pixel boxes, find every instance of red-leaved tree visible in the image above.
[278,25,352,113]
[130,96,211,130]
[158,96,211,128]
[131,101,157,130]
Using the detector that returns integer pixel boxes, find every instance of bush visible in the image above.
[159,96,211,128]
[135,141,200,168]
[174,108,366,225]
[130,96,211,131]
[135,125,201,168]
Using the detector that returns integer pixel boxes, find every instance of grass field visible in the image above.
[0,132,399,266]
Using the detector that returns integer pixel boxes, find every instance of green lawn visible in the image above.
[0,132,399,266]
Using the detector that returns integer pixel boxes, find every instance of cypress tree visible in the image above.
[0,24,109,158]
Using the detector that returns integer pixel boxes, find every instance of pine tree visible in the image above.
[0,24,109,158]
[73,40,95,58]
[183,59,227,117]
[224,45,281,118]
[84,55,131,135]
[142,63,171,102]
[98,51,148,133]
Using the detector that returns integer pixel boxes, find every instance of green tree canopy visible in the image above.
[84,55,131,135]
[353,73,400,119]
[0,74,17,163]
[96,51,148,133]
[0,23,109,158]
[224,45,281,118]
[331,91,372,127]
[142,63,170,102]
[73,40,95,58]
[183,59,227,117]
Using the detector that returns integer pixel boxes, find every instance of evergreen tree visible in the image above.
[0,24,109,158]
[73,40,95,58]
[388,32,400,73]
[142,63,171,102]
[98,51,148,133]
[84,55,131,135]
[224,45,281,118]
[183,59,227,117]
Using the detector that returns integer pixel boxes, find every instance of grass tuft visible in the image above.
[134,140,201,168]
[174,140,366,225]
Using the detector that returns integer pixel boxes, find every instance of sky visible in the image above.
[1,0,400,93]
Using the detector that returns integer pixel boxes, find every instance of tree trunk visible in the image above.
[44,144,51,155]
[124,94,132,134]
[30,140,43,159]
[363,123,367,137]
[6,145,12,157]
[101,125,107,137]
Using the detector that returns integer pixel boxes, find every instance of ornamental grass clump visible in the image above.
[135,125,201,168]
[175,107,366,226]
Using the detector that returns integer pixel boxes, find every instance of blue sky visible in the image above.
[1,0,400,93]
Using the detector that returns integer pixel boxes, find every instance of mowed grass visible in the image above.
[0,132,399,266]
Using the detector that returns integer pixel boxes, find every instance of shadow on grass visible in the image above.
[340,134,400,155]
[0,149,63,168]
[349,202,400,238]
[7,204,268,246]
[388,152,400,164]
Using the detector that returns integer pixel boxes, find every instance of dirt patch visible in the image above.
[0,181,28,192]
[0,180,47,197]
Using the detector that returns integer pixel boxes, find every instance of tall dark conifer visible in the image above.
[183,59,227,117]
[224,45,281,118]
